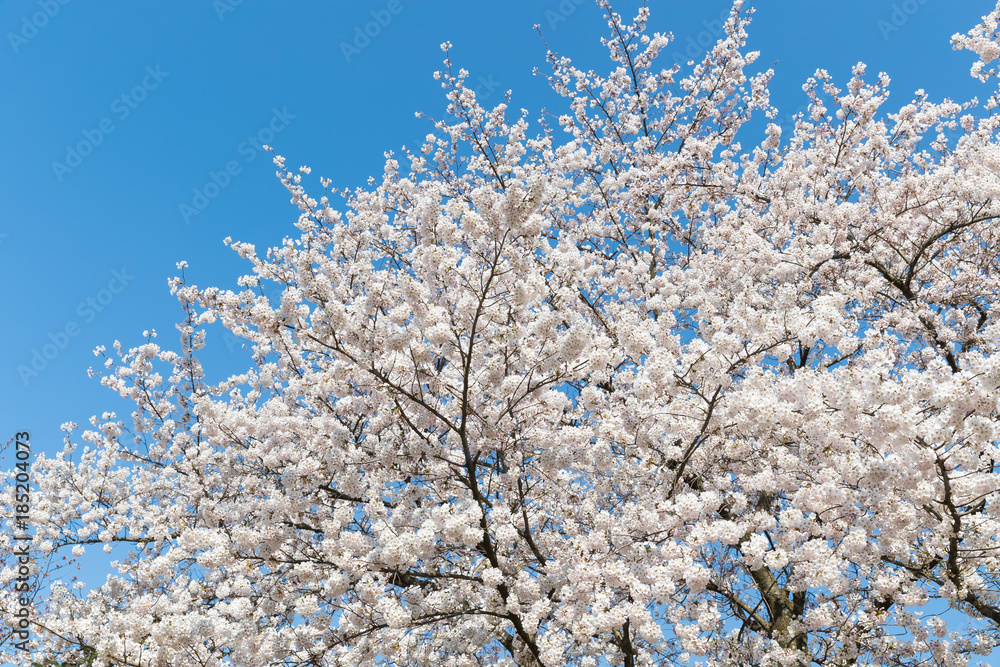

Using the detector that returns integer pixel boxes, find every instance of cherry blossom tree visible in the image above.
[5,1,1000,665]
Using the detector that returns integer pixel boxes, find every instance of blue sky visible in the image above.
[1,0,997,658]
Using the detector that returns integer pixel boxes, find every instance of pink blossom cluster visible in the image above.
[4,1,1000,665]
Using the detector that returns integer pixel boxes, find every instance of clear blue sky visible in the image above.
[0,0,995,656]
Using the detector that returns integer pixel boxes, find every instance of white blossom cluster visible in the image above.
[4,1,1000,665]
